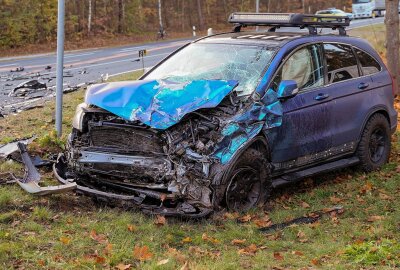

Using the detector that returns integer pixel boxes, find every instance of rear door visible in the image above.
[322,43,374,151]
[266,44,334,169]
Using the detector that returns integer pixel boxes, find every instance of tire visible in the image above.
[356,113,391,172]
[224,148,271,212]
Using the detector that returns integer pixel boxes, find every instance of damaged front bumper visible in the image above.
[53,153,213,218]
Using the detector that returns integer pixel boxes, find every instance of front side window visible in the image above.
[354,48,381,75]
[145,43,276,96]
[271,44,324,91]
[324,43,360,84]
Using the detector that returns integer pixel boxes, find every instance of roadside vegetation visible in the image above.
[0,25,399,269]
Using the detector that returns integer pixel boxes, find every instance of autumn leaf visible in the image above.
[95,256,106,264]
[37,259,45,266]
[90,230,107,244]
[311,258,320,265]
[103,243,113,256]
[360,182,373,194]
[273,252,284,260]
[238,244,258,256]
[367,215,385,222]
[300,201,310,208]
[127,224,136,232]
[157,259,170,266]
[115,263,131,270]
[133,245,153,261]
[329,196,343,203]
[180,261,190,270]
[168,248,187,263]
[154,215,166,226]
[379,192,392,200]
[182,237,192,243]
[202,233,220,244]
[231,239,247,245]
[238,214,252,223]
[292,250,304,256]
[253,215,272,228]
[60,236,71,245]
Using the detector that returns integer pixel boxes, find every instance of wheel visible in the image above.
[356,114,391,172]
[225,148,271,212]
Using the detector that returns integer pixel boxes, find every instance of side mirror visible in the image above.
[277,80,299,100]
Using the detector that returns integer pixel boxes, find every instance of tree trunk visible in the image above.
[118,0,124,33]
[88,0,92,35]
[196,0,205,30]
[385,0,400,95]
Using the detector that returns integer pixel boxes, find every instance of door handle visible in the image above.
[358,82,369,90]
[314,93,329,101]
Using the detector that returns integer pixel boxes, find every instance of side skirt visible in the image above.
[272,156,360,188]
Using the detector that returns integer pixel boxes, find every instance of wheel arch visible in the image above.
[358,106,390,142]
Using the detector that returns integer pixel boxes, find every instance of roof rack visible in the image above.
[228,12,350,36]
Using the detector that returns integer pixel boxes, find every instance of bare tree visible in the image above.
[196,0,205,30]
[385,0,400,95]
[88,0,92,35]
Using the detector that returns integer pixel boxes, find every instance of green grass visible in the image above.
[0,25,399,269]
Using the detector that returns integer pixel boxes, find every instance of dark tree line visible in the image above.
[0,0,351,49]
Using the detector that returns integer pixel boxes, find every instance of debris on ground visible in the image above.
[9,79,48,98]
[45,65,52,70]
[0,172,17,185]
[10,67,25,72]
[15,143,77,195]
[0,137,35,160]
[259,206,345,233]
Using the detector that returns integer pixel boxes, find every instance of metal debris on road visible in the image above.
[10,67,25,72]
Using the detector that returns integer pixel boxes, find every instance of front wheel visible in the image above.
[356,114,391,172]
[225,148,271,212]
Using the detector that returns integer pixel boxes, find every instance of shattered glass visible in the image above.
[145,43,276,96]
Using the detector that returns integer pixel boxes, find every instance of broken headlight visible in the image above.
[72,103,89,132]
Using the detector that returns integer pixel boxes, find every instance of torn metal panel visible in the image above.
[85,79,238,130]
[0,137,35,160]
[16,143,77,195]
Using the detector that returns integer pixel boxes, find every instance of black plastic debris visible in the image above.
[9,80,47,97]
[10,67,25,72]
[45,65,52,70]
[259,206,344,233]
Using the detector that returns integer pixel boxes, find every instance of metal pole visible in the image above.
[56,0,65,137]
[256,0,260,31]
[158,0,163,28]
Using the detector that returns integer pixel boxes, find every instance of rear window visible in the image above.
[324,43,360,84]
[354,48,381,75]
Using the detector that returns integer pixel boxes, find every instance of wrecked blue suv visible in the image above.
[55,13,397,217]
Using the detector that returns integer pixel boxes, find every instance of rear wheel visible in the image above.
[225,148,271,212]
[356,114,391,172]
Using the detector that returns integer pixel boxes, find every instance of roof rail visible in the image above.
[228,13,350,36]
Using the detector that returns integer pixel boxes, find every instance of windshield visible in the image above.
[352,0,371,4]
[145,43,275,96]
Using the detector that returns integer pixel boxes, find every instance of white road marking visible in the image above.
[0,63,17,68]
[64,52,96,59]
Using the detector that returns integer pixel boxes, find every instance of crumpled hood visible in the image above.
[85,79,238,130]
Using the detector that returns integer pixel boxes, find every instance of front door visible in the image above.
[265,44,333,170]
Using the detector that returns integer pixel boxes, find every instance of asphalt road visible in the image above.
[0,17,384,113]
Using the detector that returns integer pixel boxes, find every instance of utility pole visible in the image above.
[302,0,305,13]
[56,0,65,137]
[158,0,163,29]
[385,0,400,95]
[88,0,92,34]
[256,0,260,31]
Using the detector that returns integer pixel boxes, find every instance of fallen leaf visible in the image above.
[154,215,166,226]
[238,244,258,256]
[180,261,190,270]
[360,182,373,194]
[182,237,192,243]
[59,236,71,245]
[367,215,385,222]
[292,250,304,256]
[168,248,186,263]
[133,245,153,261]
[379,193,392,200]
[330,196,343,203]
[90,230,107,244]
[238,214,252,222]
[95,256,106,264]
[202,233,220,244]
[127,224,136,232]
[311,258,320,265]
[273,252,284,261]
[157,259,170,266]
[104,243,113,256]
[253,215,272,228]
[116,264,131,270]
[301,201,310,208]
[297,231,306,239]
[231,239,247,245]
[37,259,45,266]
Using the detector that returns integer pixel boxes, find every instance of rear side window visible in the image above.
[324,43,359,84]
[354,48,381,75]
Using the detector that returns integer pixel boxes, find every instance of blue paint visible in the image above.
[85,79,238,130]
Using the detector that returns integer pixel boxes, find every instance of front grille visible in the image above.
[89,124,164,154]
